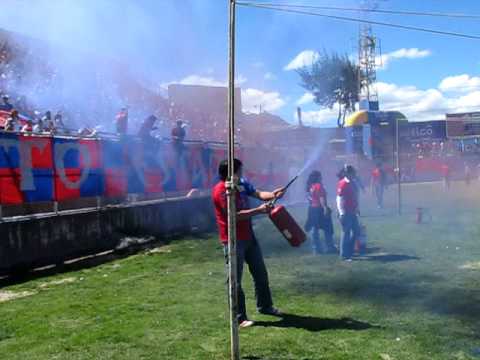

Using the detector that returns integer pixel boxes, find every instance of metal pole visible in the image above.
[226,1,240,360]
[396,116,402,215]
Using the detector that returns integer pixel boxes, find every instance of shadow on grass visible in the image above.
[355,254,420,262]
[0,233,211,288]
[253,313,378,332]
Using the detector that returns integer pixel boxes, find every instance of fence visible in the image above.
[0,131,231,218]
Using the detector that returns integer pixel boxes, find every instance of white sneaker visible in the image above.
[239,320,254,328]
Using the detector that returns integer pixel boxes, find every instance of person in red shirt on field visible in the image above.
[371,162,387,209]
[464,162,472,186]
[336,165,361,261]
[304,170,336,255]
[440,163,450,190]
[212,158,285,328]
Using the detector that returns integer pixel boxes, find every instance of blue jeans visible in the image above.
[224,237,273,322]
[374,184,384,208]
[339,213,360,259]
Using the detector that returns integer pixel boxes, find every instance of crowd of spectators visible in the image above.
[407,140,459,159]
[1,35,181,141]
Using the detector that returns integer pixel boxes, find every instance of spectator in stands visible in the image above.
[212,159,285,328]
[54,111,65,131]
[171,120,186,142]
[0,95,13,111]
[42,111,55,133]
[171,119,187,154]
[78,126,97,137]
[138,114,158,140]
[33,118,44,133]
[439,142,445,155]
[20,119,33,133]
[4,109,19,131]
[336,165,361,262]
[115,107,128,135]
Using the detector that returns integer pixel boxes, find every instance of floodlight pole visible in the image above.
[396,116,402,215]
[227,1,240,360]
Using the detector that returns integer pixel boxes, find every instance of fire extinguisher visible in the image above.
[416,207,432,224]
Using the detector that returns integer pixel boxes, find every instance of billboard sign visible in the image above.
[446,112,480,138]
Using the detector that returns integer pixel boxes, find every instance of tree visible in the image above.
[297,51,360,127]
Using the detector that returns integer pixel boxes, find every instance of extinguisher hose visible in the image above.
[268,175,299,206]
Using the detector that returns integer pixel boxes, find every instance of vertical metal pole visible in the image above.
[396,117,402,215]
[227,1,240,360]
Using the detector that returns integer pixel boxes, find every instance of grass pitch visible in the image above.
[0,181,480,359]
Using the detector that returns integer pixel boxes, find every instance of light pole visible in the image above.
[395,115,402,215]
[226,1,240,360]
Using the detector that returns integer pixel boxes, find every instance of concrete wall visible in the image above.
[0,195,215,273]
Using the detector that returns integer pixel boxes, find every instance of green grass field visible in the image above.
[1,181,480,359]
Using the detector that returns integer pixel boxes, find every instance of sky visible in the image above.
[1,0,480,127]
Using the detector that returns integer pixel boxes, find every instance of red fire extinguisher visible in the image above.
[416,207,431,224]
[416,207,423,224]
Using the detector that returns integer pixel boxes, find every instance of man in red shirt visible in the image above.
[212,159,285,328]
[304,170,336,254]
[336,165,361,261]
[371,162,387,209]
[440,163,450,189]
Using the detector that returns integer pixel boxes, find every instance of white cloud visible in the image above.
[451,91,480,111]
[284,50,319,71]
[235,74,248,85]
[252,61,264,68]
[375,79,480,121]
[296,92,315,106]
[241,88,286,113]
[377,48,431,69]
[294,106,339,127]
[177,75,225,87]
[162,74,247,88]
[438,74,480,93]
[264,72,276,80]
[291,76,480,124]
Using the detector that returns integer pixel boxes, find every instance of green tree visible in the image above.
[297,51,360,127]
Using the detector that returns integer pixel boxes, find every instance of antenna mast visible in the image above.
[358,0,382,110]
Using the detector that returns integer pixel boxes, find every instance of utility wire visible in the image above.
[237,2,480,40]
[237,2,480,19]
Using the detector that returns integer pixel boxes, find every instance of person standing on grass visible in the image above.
[441,163,450,190]
[371,162,387,209]
[464,162,472,186]
[212,159,285,328]
[336,165,361,262]
[304,170,336,255]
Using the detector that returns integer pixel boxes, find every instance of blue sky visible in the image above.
[1,0,480,127]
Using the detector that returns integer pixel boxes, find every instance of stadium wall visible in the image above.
[0,195,215,273]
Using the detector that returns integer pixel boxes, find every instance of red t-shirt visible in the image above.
[336,178,358,214]
[212,181,253,244]
[171,126,186,140]
[440,164,450,177]
[309,182,326,208]
[372,167,386,184]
